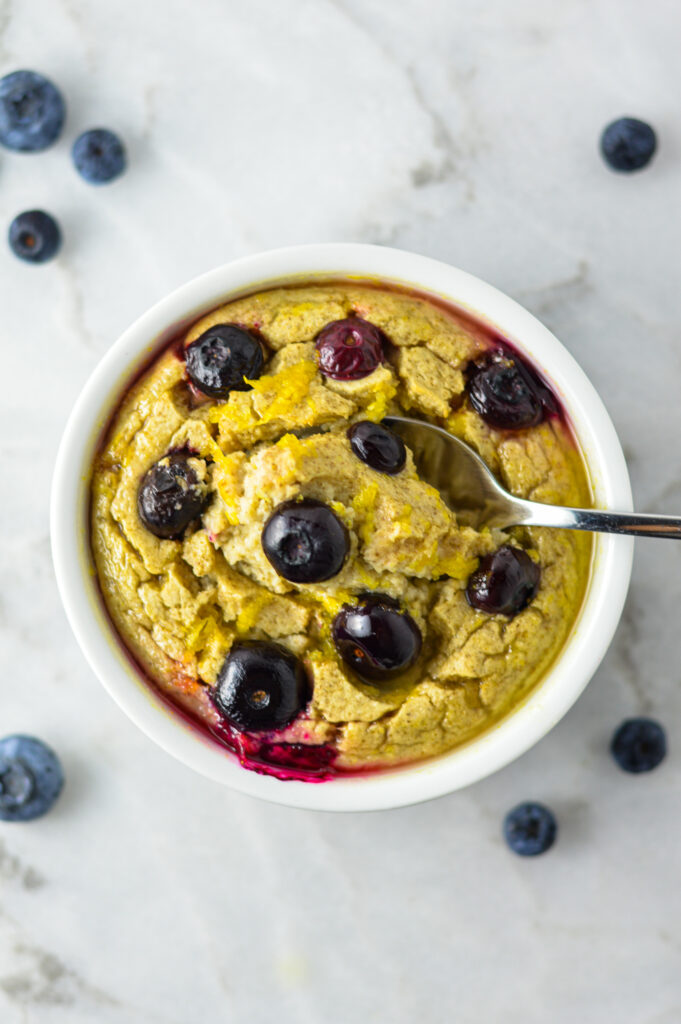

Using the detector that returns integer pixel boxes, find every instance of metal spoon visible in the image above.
[384,416,681,538]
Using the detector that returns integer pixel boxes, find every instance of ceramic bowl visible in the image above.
[50,244,633,811]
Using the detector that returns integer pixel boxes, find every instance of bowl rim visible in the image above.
[50,243,633,812]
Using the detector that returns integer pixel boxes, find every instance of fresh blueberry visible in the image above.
[138,452,207,539]
[0,736,64,822]
[600,117,657,173]
[611,718,667,773]
[72,128,126,184]
[503,802,557,856]
[0,70,65,152]
[213,641,310,733]
[8,210,61,263]
[185,324,264,398]
[315,316,386,381]
[348,420,406,475]
[262,498,349,583]
[332,594,422,682]
[466,545,540,617]
[467,351,548,430]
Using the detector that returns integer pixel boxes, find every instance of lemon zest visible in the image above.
[205,439,241,525]
[434,553,479,579]
[351,482,379,546]
[354,562,381,589]
[329,499,352,525]
[235,592,272,634]
[314,589,355,618]
[394,504,413,537]
[207,361,318,431]
[363,379,397,421]
[185,612,221,655]
[274,432,307,460]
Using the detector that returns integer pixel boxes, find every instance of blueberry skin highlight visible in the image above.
[466,545,540,617]
[262,499,349,583]
[332,594,422,683]
[8,210,61,263]
[0,70,65,152]
[213,641,310,733]
[72,128,126,184]
[503,802,557,856]
[315,317,385,381]
[185,324,264,398]
[348,421,406,475]
[137,453,207,539]
[0,736,64,822]
[611,718,667,773]
[467,352,545,431]
[600,117,657,173]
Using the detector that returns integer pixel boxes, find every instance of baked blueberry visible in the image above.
[262,498,349,583]
[185,323,264,398]
[467,351,546,430]
[72,128,126,184]
[8,210,61,263]
[348,420,406,475]
[600,117,657,172]
[466,545,540,617]
[611,718,666,773]
[213,641,310,732]
[315,316,385,380]
[332,594,422,682]
[503,802,557,856]
[0,70,65,152]
[138,452,207,539]
[0,736,64,822]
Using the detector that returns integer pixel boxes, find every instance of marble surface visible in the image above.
[1,0,680,1020]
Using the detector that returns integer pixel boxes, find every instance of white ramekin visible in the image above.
[50,244,633,812]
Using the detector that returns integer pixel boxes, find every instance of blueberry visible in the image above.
[72,128,126,184]
[467,351,547,430]
[348,420,406,475]
[611,718,667,773]
[332,594,422,682]
[503,802,557,856]
[213,641,310,733]
[600,118,657,173]
[138,452,208,539]
[262,498,349,583]
[185,324,264,398]
[0,736,64,822]
[466,545,540,617]
[315,316,385,381]
[8,210,61,263]
[0,70,65,152]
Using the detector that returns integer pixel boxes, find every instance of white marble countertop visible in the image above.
[1,0,680,1021]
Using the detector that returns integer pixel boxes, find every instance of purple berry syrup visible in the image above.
[209,717,337,782]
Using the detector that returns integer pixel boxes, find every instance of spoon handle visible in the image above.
[518,502,681,538]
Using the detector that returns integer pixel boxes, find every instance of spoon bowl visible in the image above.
[385,416,681,539]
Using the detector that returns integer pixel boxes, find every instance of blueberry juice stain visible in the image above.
[208,716,338,782]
